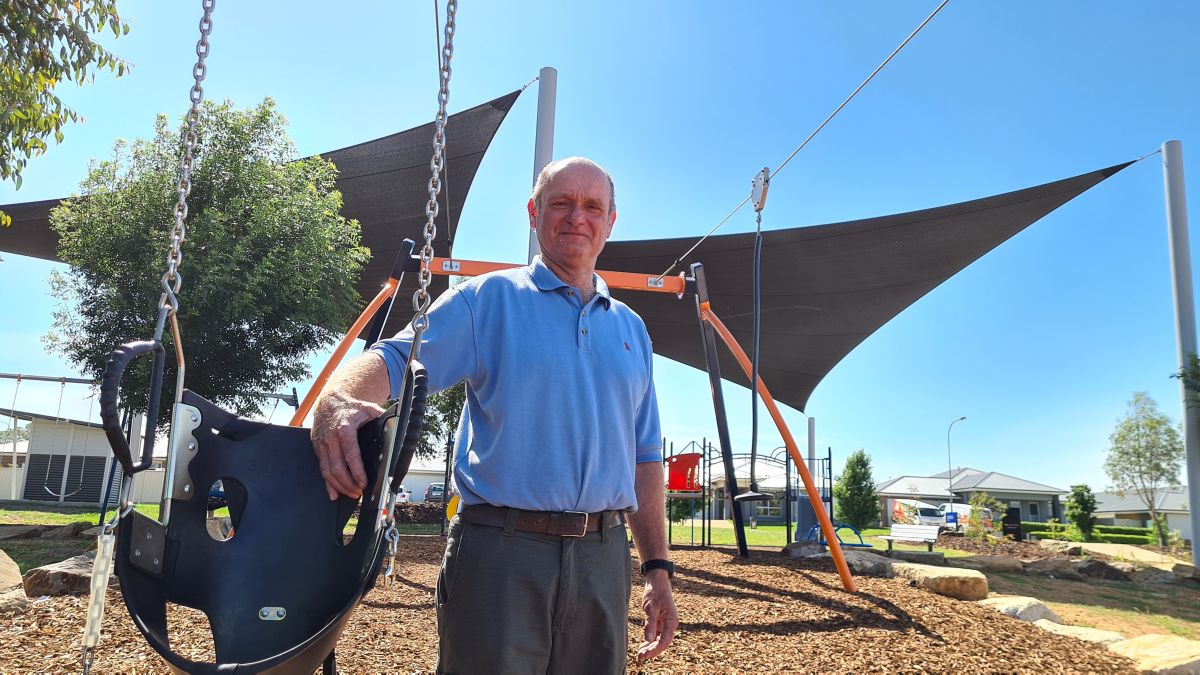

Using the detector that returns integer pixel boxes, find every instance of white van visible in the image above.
[891,499,943,527]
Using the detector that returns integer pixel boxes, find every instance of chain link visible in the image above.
[410,0,457,352]
[158,0,215,324]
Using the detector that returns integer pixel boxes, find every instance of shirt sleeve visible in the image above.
[634,345,662,464]
[369,285,478,398]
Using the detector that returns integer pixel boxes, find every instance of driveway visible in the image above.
[1077,542,1187,570]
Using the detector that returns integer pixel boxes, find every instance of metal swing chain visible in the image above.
[84,5,215,673]
[156,0,215,341]
[409,0,457,359]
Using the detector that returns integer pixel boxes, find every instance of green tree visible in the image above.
[1103,392,1184,547]
[0,424,30,443]
[45,99,369,423]
[833,449,880,530]
[1,0,131,225]
[418,380,465,460]
[1064,483,1097,540]
[965,490,1004,540]
[667,495,699,524]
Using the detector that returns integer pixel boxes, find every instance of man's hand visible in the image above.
[311,388,386,500]
[636,569,678,661]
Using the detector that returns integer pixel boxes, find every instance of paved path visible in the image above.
[1076,542,1187,570]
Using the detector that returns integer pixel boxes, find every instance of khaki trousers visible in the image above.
[435,515,631,675]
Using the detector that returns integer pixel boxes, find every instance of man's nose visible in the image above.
[566,203,588,225]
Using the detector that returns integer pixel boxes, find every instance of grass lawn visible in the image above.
[669,521,971,557]
[0,500,158,526]
[989,571,1200,641]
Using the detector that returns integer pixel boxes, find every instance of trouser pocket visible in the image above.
[437,517,467,606]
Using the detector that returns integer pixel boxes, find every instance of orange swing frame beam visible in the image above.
[288,253,856,593]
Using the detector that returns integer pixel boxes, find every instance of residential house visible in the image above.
[876,467,1067,526]
[1094,487,1191,543]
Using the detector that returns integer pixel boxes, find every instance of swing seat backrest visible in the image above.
[114,362,426,674]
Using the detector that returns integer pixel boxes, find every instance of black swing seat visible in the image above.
[733,485,774,503]
[113,362,427,674]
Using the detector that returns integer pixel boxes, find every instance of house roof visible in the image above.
[0,407,102,429]
[1095,488,1190,514]
[876,476,953,499]
[952,471,1067,495]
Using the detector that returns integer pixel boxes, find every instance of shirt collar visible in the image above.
[530,256,612,309]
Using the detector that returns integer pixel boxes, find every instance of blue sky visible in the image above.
[2,1,1198,491]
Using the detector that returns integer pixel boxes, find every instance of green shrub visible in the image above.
[1096,533,1154,545]
[1095,524,1153,536]
[1021,521,1053,534]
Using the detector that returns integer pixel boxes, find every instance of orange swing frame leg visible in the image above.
[700,304,857,593]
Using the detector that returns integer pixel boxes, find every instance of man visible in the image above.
[312,157,677,673]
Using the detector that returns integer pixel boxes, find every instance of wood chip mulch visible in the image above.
[1,537,1137,673]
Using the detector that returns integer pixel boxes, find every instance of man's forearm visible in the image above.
[322,351,392,404]
[627,460,669,561]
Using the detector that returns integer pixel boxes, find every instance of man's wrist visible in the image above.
[640,558,674,578]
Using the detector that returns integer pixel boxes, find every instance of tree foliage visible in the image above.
[1103,392,1184,547]
[833,448,880,530]
[0,0,130,225]
[0,424,30,443]
[965,490,1004,540]
[1064,483,1097,540]
[45,99,369,424]
[417,380,465,460]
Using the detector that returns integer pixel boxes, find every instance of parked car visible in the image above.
[892,499,943,527]
[424,482,455,502]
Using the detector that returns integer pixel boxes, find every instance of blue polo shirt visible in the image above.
[370,257,662,513]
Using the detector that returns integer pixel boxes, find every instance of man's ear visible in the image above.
[527,198,537,229]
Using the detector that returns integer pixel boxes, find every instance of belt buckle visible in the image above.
[560,511,589,537]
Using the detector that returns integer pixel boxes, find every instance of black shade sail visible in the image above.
[597,162,1133,413]
[0,90,523,338]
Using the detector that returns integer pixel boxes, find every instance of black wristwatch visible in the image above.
[640,558,674,578]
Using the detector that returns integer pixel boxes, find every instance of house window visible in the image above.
[1029,502,1039,520]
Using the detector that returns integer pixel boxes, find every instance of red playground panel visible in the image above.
[666,453,702,492]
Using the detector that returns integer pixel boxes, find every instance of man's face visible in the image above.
[528,163,616,272]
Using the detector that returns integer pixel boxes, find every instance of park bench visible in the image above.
[877,524,941,551]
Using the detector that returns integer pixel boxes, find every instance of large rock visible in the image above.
[892,562,988,601]
[0,524,53,540]
[947,555,1024,574]
[1037,539,1081,555]
[886,550,946,565]
[1107,634,1200,673]
[1023,557,1084,581]
[22,551,104,597]
[1074,558,1131,582]
[812,549,894,577]
[977,595,1061,623]
[1033,619,1125,646]
[40,521,94,540]
[1131,567,1177,585]
[0,587,28,613]
[0,548,21,592]
[781,540,825,558]
[1173,563,1199,583]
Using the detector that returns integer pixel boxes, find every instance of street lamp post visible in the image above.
[947,416,966,517]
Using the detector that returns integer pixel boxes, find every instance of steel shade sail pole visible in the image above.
[691,263,750,557]
[528,66,557,263]
[1163,140,1200,564]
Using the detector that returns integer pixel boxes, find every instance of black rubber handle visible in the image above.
[389,361,429,492]
[100,340,166,474]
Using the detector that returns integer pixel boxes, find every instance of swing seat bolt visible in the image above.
[134,548,141,557]
[187,441,196,450]
[275,608,286,619]
[145,531,153,540]
[259,608,269,619]
[184,484,192,493]
[190,412,199,423]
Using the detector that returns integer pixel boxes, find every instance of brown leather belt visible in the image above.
[460,504,623,537]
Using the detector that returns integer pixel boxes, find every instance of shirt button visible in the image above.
[566,290,573,296]
[582,328,588,335]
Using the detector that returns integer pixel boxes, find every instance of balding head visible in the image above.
[531,157,616,217]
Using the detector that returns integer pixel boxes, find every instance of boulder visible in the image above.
[1023,557,1084,581]
[0,587,28,613]
[79,525,105,538]
[1074,558,1131,582]
[781,540,825,559]
[947,555,1024,574]
[40,521,94,540]
[0,548,21,592]
[886,550,946,565]
[0,524,53,540]
[1037,539,1082,555]
[1110,561,1137,575]
[1131,567,1177,585]
[1173,563,1199,583]
[206,516,234,540]
[977,595,1061,623]
[892,562,988,601]
[22,551,104,597]
[1032,619,1125,646]
[1107,634,1200,673]
[812,549,893,577]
